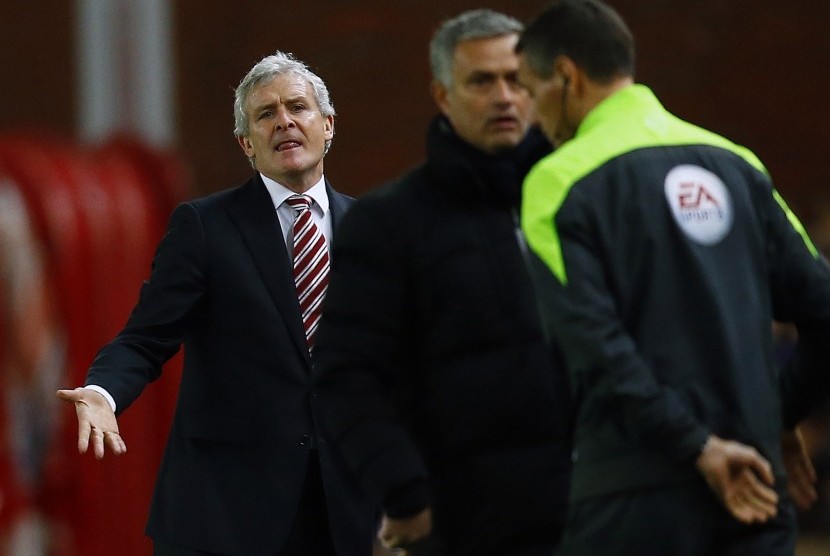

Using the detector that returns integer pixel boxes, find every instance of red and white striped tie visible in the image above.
[286,195,329,349]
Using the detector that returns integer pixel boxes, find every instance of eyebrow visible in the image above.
[466,69,519,80]
[252,101,276,112]
[252,95,305,116]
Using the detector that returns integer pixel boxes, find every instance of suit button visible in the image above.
[299,434,311,447]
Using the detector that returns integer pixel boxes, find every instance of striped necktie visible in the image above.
[285,194,329,349]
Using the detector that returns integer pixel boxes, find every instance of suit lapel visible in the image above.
[225,176,310,364]
[326,181,354,264]
[326,179,353,232]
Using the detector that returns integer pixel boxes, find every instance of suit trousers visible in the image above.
[557,480,796,556]
[154,453,337,556]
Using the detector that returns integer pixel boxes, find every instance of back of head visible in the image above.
[233,51,335,138]
[429,8,524,88]
[518,0,635,83]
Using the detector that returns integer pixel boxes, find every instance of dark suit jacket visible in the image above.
[85,174,372,556]
[314,119,571,555]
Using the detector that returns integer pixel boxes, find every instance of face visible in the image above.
[433,33,532,155]
[517,54,571,148]
[238,73,334,192]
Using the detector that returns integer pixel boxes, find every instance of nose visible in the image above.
[493,78,519,106]
[274,107,295,131]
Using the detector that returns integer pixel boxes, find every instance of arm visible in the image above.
[84,202,207,410]
[524,187,709,462]
[781,427,818,511]
[523,159,787,519]
[56,202,207,456]
[314,195,431,535]
[766,191,830,427]
[761,190,830,511]
[525,192,779,523]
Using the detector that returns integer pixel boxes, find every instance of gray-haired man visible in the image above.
[58,51,373,556]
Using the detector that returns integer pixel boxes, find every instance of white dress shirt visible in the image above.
[262,173,333,254]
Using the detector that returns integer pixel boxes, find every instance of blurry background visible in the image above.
[0,1,828,554]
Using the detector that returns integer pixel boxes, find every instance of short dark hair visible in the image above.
[517,0,635,83]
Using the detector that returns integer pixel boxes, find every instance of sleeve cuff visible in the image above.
[382,478,431,519]
[82,385,117,413]
[673,426,711,465]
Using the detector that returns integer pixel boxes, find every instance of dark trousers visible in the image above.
[154,454,337,556]
[557,480,796,556]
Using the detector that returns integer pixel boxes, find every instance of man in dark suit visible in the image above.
[313,9,572,556]
[56,51,373,556]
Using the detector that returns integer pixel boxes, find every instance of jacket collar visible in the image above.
[424,115,552,207]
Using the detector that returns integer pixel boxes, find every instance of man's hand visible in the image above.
[56,387,126,459]
[378,507,432,554]
[781,427,818,511]
[696,435,778,524]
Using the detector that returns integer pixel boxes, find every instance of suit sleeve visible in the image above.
[314,196,430,516]
[85,202,207,414]
[525,183,709,464]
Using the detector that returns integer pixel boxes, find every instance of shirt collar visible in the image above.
[260,173,329,215]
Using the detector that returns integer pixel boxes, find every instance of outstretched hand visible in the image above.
[696,435,778,524]
[56,387,126,459]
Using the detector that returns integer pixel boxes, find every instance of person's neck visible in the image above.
[576,75,634,124]
[262,169,323,194]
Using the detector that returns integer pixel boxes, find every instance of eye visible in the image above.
[257,109,273,121]
[505,73,524,90]
[468,74,494,88]
[289,104,307,113]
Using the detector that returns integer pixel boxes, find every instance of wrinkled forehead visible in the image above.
[247,72,314,106]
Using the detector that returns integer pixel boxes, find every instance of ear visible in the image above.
[431,80,451,117]
[324,114,334,140]
[554,56,580,92]
[237,135,255,158]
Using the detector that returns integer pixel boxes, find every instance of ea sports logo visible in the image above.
[664,164,733,245]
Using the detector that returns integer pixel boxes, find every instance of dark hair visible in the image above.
[517,0,635,83]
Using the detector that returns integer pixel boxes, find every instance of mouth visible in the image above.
[488,116,520,130]
[276,140,302,152]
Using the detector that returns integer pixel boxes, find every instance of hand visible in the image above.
[378,507,432,554]
[781,427,818,511]
[56,387,127,459]
[696,435,778,524]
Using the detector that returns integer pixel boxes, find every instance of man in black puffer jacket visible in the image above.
[313,9,572,556]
